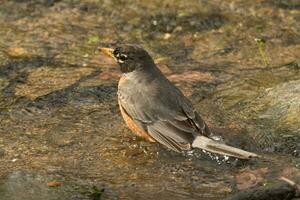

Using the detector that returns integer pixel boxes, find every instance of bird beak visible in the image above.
[99,48,114,59]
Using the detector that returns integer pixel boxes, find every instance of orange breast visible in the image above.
[118,77,154,142]
[118,101,155,142]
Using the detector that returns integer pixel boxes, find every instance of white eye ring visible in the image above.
[117,54,127,63]
[120,54,127,59]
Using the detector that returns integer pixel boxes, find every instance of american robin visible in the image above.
[99,44,258,159]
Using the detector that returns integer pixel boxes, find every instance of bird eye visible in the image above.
[119,54,128,61]
[113,49,119,56]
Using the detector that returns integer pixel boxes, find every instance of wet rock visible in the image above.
[6,47,28,58]
[141,12,226,37]
[0,0,299,199]
[258,79,300,133]
[15,67,94,100]
[235,167,269,190]
[168,71,215,83]
[286,60,300,70]
[213,70,300,155]
[225,181,298,200]
[281,167,300,179]
[0,78,9,91]
[13,0,61,7]
[47,181,62,187]
[271,0,300,9]
[42,0,61,7]
[0,148,5,158]
[0,171,69,200]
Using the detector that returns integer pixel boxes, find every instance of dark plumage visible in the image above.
[100,44,258,159]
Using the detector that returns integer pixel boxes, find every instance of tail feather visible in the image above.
[192,136,258,159]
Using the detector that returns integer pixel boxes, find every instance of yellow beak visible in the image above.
[99,48,114,58]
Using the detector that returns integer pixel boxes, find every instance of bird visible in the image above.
[99,44,258,159]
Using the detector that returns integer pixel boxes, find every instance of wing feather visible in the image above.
[118,71,211,151]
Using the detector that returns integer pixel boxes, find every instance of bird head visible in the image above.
[99,44,154,73]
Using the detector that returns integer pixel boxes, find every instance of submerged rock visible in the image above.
[0,171,69,200]
[258,79,300,133]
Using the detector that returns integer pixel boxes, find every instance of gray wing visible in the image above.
[118,73,211,152]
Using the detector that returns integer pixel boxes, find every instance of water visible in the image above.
[0,0,299,199]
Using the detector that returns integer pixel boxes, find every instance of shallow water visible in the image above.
[0,0,299,199]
